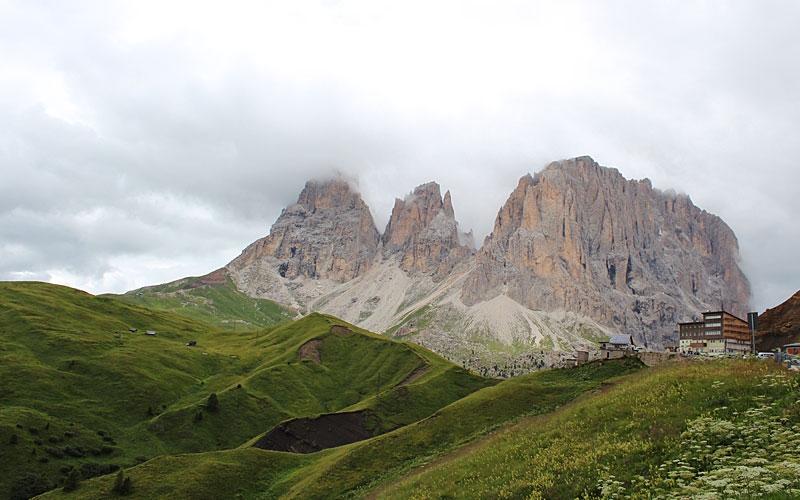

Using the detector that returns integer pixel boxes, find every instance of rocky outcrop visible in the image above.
[461,156,751,347]
[382,182,474,279]
[229,178,380,282]
[756,290,800,351]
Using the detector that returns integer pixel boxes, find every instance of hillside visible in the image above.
[35,355,800,499]
[0,282,491,500]
[109,269,296,331]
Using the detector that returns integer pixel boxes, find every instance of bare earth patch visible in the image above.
[331,325,353,337]
[298,339,323,364]
[252,411,376,454]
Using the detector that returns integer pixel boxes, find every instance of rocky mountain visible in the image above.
[227,177,475,319]
[756,289,800,351]
[382,182,474,279]
[222,156,750,370]
[462,156,750,348]
[227,179,381,306]
[232,178,380,281]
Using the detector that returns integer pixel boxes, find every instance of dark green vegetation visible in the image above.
[109,272,294,331]
[0,282,492,499]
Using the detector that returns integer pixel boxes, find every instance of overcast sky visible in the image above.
[1,1,798,312]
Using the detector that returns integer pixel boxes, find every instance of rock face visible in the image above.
[230,178,381,282]
[461,156,751,347]
[756,290,800,351]
[382,182,474,279]
[222,156,751,366]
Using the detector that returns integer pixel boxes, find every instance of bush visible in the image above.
[63,445,85,458]
[206,393,220,411]
[79,462,120,480]
[9,474,53,500]
[62,467,81,492]
[111,469,132,496]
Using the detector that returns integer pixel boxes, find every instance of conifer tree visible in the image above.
[62,467,81,492]
[206,393,219,411]
[111,469,132,495]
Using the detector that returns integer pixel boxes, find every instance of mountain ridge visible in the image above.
[210,157,748,369]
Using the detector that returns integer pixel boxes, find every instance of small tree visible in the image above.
[206,393,219,412]
[111,469,132,495]
[62,467,81,492]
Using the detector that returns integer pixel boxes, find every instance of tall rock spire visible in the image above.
[382,182,473,278]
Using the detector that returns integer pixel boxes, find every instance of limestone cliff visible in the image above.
[382,182,474,279]
[461,156,751,347]
[229,178,380,282]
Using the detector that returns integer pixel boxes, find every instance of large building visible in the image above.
[679,311,751,355]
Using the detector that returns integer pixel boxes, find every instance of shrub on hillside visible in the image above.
[9,474,53,500]
[111,469,132,496]
[62,467,81,492]
[206,393,220,412]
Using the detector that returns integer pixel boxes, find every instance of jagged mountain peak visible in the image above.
[382,181,473,278]
[297,176,364,212]
[229,177,380,282]
[223,156,750,369]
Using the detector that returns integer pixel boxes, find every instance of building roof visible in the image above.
[608,334,633,345]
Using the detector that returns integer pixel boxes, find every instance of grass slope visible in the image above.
[39,358,644,499]
[109,274,295,331]
[0,282,491,500]
[37,357,800,500]
[375,358,800,499]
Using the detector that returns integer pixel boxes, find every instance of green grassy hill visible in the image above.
[33,355,645,500]
[0,282,492,500]
[375,359,800,499]
[6,281,800,500]
[39,356,800,499]
[108,271,295,331]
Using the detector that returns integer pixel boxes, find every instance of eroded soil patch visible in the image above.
[399,364,430,386]
[252,411,376,454]
[298,339,323,364]
[331,325,353,337]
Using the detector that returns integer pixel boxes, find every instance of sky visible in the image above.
[1,0,798,313]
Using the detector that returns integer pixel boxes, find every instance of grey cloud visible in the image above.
[1,1,799,313]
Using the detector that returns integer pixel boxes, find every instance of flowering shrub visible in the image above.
[597,372,800,499]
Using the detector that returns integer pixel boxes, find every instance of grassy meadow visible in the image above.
[0,281,491,499]
[3,281,799,499]
[373,359,800,500]
[109,274,295,331]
